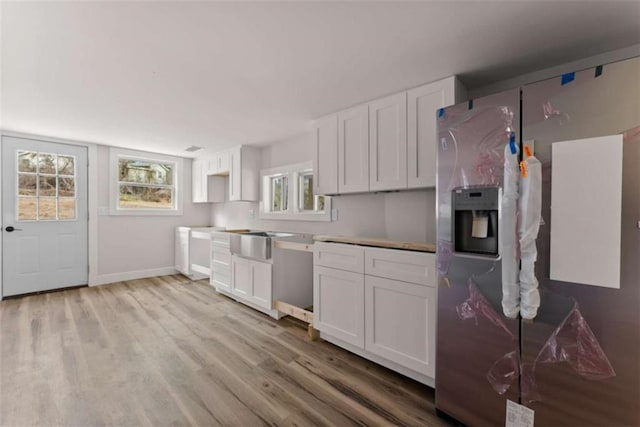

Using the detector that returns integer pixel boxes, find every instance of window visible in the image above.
[109,148,183,215]
[298,171,325,212]
[16,151,77,221]
[270,175,289,212]
[260,162,331,221]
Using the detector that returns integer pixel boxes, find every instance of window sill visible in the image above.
[109,207,183,216]
[259,210,331,222]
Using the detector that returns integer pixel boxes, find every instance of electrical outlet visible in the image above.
[331,208,338,221]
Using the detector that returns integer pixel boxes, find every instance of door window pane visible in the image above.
[18,174,37,196]
[38,153,57,174]
[38,198,57,220]
[57,156,75,176]
[39,176,57,196]
[58,198,76,220]
[119,185,173,209]
[18,198,37,220]
[18,151,37,173]
[59,177,75,197]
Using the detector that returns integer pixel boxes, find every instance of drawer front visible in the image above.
[364,247,435,286]
[211,269,231,292]
[313,242,364,273]
[211,232,230,248]
[211,250,231,271]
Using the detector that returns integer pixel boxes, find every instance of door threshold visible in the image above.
[2,284,88,299]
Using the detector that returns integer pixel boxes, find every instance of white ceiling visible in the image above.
[2,1,639,157]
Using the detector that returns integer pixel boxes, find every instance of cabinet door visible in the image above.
[250,261,272,309]
[231,256,251,298]
[365,275,436,377]
[313,115,339,195]
[407,79,456,188]
[175,228,190,275]
[192,159,205,203]
[313,266,365,348]
[338,105,369,193]
[228,146,242,201]
[217,150,230,175]
[211,270,231,292]
[369,93,407,191]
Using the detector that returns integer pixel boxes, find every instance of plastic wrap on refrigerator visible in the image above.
[501,137,520,318]
[518,150,542,319]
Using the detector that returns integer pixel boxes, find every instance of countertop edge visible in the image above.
[313,235,436,253]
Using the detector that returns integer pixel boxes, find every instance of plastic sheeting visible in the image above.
[518,152,542,319]
[501,140,520,318]
[458,280,616,402]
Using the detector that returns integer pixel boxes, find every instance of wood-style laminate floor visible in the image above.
[0,275,452,427]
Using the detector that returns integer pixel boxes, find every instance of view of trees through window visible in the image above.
[17,151,76,221]
[270,175,288,212]
[299,172,325,212]
[118,157,175,209]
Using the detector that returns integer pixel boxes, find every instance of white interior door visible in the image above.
[2,136,88,297]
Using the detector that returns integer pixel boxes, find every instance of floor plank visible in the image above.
[0,275,452,427]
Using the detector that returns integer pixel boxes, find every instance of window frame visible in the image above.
[109,148,183,216]
[259,162,331,222]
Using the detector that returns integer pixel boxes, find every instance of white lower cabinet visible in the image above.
[313,266,365,348]
[231,256,252,298]
[313,242,436,385]
[364,275,436,378]
[230,255,273,310]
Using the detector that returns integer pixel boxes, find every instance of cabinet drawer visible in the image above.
[211,269,231,291]
[211,250,231,271]
[211,232,230,248]
[313,242,364,273]
[364,247,435,286]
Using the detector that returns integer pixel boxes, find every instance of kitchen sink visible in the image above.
[229,231,295,260]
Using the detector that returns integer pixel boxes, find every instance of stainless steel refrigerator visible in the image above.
[435,57,639,427]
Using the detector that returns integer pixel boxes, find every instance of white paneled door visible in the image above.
[2,137,88,296]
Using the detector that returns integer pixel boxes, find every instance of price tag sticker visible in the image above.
[505,400,535,427]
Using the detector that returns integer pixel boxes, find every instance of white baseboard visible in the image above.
[92,267,179,286]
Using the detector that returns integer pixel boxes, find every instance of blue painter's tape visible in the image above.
[509,132,517,154]
[437,108,445,118]
[561,72,575,85]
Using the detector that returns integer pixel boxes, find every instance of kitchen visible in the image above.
[2,0,638,425]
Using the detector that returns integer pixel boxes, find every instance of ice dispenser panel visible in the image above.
[452,187,500,257]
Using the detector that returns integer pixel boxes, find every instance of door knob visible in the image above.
[5,226,22,232]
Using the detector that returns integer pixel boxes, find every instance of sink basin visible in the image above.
[239,231,294,238]
[229,231,296,260]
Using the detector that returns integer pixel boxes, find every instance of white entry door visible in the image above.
[2,136,88,296]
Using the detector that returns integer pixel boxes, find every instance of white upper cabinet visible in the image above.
[209,151,230,176]
[407,76,462,188]
[338,104,370,194]
[313,115,339,195]
[369,93,408,191]
[192,159,206,203]
[229,146,260,201]
[192,158,225,203]
[314,76,464,195]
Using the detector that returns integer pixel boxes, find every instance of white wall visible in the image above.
[211,133,438,242]
[468,43,640,99]
[95,145,211,283]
